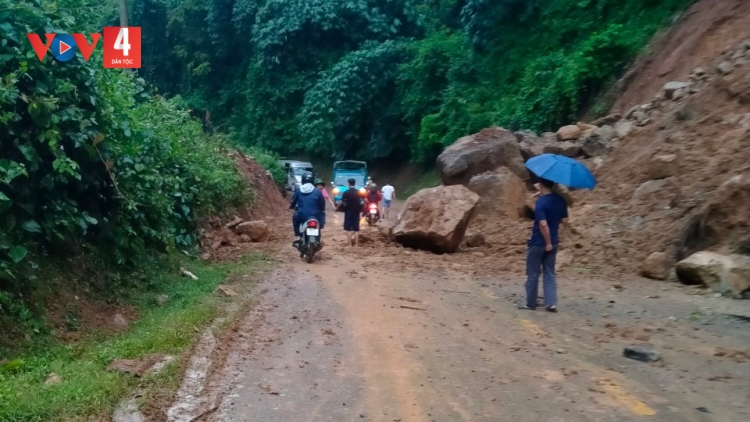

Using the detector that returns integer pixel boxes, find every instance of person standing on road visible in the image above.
[519,178,568,312]
[315,178,335,209]
[336,178,361,247]
[381,183,395,219]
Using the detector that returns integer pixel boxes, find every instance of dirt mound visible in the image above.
[200,151,289,261]
[611,0,750,113]
[438,10,750,278]
[561,36,750,276]
[233,151,287,220]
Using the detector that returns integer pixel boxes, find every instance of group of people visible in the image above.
[290,170,570,313]
[289,173,396,248]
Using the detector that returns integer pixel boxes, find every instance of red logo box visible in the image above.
[103,27,141,68]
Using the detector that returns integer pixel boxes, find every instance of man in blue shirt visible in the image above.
[519,178,569,312]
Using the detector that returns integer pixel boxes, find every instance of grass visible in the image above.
[401,168,441,198]
[0,253,265,422]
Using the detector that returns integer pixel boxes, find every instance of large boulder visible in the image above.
[467,168,527,219]
[577,122,598,138]
[518,137,549,161]
[676,251,750,298]
[515,131,554,162]
[393,185,479,253]
[437,127,529,185]
[235,220,270,242]
[580,134,609,158]
[557,125,582,141]
[641,252,669,280]
[580,126,616,158]
[514,130,539,143]
[543,141,581,158]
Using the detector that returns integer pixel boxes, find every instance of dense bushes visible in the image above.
[0,1,247,322]
[139,0,692,164]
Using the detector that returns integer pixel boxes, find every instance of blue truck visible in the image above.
[331,160,368,209]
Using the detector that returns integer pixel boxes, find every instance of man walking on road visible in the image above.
[336,178,361,246]
[519,178,568,312]
[381,182,395,219]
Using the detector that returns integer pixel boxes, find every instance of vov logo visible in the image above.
[26,27,141,69]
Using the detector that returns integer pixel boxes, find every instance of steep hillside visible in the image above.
[612,0,750,112]
[531,0,750,278]
[426,1,750,285]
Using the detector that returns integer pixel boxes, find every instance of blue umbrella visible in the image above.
[524,154,597,189]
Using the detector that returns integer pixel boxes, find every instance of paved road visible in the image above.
[201,216,750,422]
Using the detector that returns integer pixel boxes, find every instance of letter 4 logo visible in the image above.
[103,27,141,69]
[26,27,141,69]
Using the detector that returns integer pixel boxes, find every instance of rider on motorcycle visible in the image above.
[363,183,382,218]
[290,172,325,247]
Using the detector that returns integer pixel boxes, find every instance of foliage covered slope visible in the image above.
[0,0,247,327]
[137,0,693,163]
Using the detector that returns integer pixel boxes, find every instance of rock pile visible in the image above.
[397,37,750,287]
[202,217,270,252]
[395,127,537,254]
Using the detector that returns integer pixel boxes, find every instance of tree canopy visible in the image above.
[133,0,691,163]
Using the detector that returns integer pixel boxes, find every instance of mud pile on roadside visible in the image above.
[232,150,288,220]
[200,151,289,261]
[418,36,750,279]
[565,37,750,276]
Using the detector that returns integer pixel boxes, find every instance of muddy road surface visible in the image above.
[176,211,750,422]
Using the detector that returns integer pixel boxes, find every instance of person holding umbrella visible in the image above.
[519,154,596,312]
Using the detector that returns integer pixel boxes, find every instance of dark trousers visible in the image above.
[525,245,558,308]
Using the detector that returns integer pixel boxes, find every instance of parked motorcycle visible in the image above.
[296,218,322,263]
[366,202,380,226]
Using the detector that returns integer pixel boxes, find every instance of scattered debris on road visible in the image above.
[399,305,425,311]
[623,345,661,362]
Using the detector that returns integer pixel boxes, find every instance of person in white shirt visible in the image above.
[381,183,395,219]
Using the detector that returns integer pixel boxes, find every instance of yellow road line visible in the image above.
[519,319,549,337]
[595,378,656,416]
[517,319,655,417]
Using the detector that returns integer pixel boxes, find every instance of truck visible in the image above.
[330,160,368,208]
[279,160,314,194]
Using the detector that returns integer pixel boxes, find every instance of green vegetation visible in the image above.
[135,0,692,163]
[402,169,441,198]
[0,253,264,422]
[0,0,255,335]
[1,0,697,416]
[2,0,695,341]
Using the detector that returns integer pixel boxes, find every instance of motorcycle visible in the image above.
[296,218,322,263]
[366,202,380,226]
